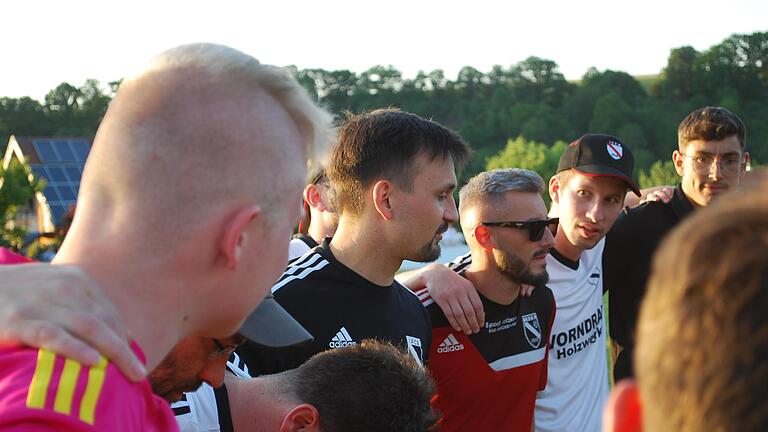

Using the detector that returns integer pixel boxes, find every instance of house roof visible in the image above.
[4,136,93,224]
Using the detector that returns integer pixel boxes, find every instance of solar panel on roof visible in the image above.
[44,185,60,201]
[30,165,45,180]
[64,166,81,182]
[45,166,67,182]
[50,204,66,223]
[70,141,90,161]
[33,140,58,162]
[28,140,90,226]
[56,185,76,201]
[56,142,76,162]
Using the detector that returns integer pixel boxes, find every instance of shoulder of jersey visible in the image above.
[17,348,128,426]
[448,252,472,272]
[273,249,332,293]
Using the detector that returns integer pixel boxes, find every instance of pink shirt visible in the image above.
[0,248,33,265]
[0,342,179,431]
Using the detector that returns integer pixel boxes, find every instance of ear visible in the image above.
[603,380,643,432]
[280,403,320,432]
[303,184,327,212]
[219,206,262,270]
[671,150,685,177]
[742,152,750,173]
[548,176,561,205]
[372,180,394,221]
[473,225,495,251]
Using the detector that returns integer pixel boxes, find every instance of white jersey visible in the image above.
[172,352,250,432]
[448,238,608,432]
[172,384,222,432]
[534,238,608,432]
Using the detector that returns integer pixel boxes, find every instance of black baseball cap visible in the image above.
[557,134,640,196]
[237,292,314,347]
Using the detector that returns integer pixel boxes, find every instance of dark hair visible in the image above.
[285,340,439,432]
[328,108,470,215]
[677,106,746,149]
[637,169,768,431]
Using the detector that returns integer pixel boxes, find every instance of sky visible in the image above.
[2,0,766,101]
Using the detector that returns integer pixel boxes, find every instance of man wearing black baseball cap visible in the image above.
[556,134,640,195]
[529,133,639,430]
[405,133,640,431]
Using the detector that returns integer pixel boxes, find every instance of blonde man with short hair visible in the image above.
[0,43,332,430]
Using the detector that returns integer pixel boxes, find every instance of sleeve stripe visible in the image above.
[78,356,108,425]
[53,358,82,415]
[26,349,56,409]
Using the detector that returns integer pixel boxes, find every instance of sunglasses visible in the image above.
[209,336,247,359]
[480,217,559,242]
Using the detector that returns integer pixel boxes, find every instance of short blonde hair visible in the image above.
[143,43,335,170]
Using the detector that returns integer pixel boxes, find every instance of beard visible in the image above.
[411,241,442,263]
[148,352,204,403]
[409,223,449,262]
[495,249,549,287]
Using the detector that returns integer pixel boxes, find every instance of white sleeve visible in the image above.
[288,238,311,261]
[172,384,222,432]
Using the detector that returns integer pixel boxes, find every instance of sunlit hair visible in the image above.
[142,43,335,171]
[268,340,439,432]
[459,168,544,214]
[677,106,746,150]
[328,108,470,215]
[636,169,768,432]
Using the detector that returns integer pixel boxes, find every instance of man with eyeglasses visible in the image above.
[413,168,556,431]
[606,106,750,382]
[405,134,640,431]
[149,335,246,404]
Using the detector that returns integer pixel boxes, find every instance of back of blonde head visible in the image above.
[74,43,333,254]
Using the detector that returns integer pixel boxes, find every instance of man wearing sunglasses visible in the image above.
[415,168,556,431]
[606,106,750,382]
[406,134,639,431]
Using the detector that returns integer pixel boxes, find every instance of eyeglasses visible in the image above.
[208,337,246,359]
[681,153,743,176]
[480,218,559,242]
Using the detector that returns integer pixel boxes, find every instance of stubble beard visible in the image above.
[496,250,549,287]
[411,241,442,263]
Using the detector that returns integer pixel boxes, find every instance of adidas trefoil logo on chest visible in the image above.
[329,327,356,348]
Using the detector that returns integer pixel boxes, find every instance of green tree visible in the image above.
[0,160,45,251]
[486,136,567,204]
[637,160,679,189]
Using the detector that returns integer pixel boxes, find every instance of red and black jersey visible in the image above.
[418,277,556,432]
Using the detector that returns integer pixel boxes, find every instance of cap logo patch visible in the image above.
[606,140,623,160]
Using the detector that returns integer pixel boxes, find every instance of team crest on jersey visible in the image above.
[406,335,424,365]
[522,313,542,348]
[588,268,601,288]
[606,140,624,160]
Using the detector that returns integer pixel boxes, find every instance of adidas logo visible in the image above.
[437,334,464,353]
[329,327,356,348]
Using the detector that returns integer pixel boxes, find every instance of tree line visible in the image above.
[2,31,766,187]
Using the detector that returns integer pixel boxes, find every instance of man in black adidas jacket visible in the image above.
[237,108,471,373]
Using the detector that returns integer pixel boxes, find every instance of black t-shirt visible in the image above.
[605,184,694,380]
[236,238,432,375]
